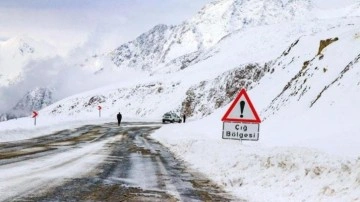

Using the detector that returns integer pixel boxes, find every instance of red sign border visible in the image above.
[221,88,261,123]
[32,111,38,118]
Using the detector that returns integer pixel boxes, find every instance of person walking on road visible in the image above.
[183,114,186,123]
[117,112,122,126]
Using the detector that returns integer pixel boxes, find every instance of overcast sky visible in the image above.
[0,0,212,54]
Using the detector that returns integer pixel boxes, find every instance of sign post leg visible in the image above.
[34,117,36,126]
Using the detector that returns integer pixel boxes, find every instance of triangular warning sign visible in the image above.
[221,89,261,123]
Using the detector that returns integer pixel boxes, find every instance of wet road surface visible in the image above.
[0,122,236,201]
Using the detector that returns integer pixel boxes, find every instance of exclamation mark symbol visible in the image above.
[240,101,245,118]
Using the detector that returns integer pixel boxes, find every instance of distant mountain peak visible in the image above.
[0,87,53,122]
[0,35,59,87]
[88,0,360,77]
[13,87,53,113]
[108,0,319,74]
[1,36,36,56]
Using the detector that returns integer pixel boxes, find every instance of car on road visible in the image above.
[162,112,182,123]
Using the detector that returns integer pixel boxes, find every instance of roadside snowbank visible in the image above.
[151,107,360,201]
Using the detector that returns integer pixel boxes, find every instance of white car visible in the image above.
[162,112,182,123]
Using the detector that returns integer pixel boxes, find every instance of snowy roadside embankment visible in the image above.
[151,108,360,202]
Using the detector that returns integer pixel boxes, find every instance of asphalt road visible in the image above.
[0,122,236,201]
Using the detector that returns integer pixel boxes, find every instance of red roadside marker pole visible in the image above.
[98,106,102,117]
[32,111,38,126]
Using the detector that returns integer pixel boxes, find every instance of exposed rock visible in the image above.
[181,63,269,117]
[317,37,338,55]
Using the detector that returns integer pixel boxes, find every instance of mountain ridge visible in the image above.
[0,87,53,121]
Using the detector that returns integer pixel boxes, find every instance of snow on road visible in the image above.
[0,137,112,201]
[0,115,359,201]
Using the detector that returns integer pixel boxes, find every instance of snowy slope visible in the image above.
[98,0,360,75]
[150,18,360,202]
[93,0,316,73]
[40,17,360,122]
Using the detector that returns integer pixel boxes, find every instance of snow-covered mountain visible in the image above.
[0,87,53,121]
[109,0,311,72]
[0,36,56,86]
[44,16,360,119]
[35,0,359,122]
[77,0,358,75]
